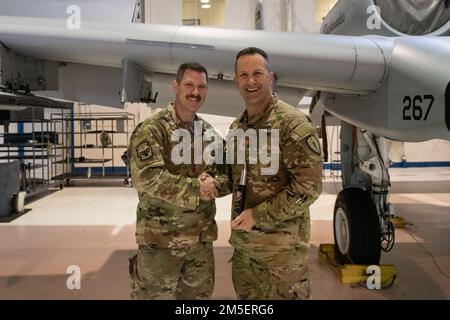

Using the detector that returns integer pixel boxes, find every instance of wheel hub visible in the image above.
[335,208,350,255]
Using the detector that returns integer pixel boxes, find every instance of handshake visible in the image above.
[198,172,220,201]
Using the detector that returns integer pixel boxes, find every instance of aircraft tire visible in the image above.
[333,187,381,265]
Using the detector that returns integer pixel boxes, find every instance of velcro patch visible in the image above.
[306,136,321,155]
[136,142,153,160]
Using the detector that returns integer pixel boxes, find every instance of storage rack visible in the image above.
[54,112,135,183]
[0,107,71,197]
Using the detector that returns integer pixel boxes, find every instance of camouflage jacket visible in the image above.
[228,95,323,253]
[129,103,231,248]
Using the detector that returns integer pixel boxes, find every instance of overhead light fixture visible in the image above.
[201,4,211,9]
[200,0,210,3]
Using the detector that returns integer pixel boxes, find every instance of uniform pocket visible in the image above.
[199,219,218,242]
[137,216,202,248]
[143,218,173,246]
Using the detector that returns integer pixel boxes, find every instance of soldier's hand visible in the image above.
[199,174,219,201]
[199,172,210,182]
[231,208,256,232]
[199,172,220,187]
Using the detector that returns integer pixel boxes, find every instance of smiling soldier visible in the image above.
[228,47,323,300]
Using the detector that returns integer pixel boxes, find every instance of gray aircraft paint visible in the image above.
[446,82,450,131]
[0,0,135,23]
[0,0,449,142]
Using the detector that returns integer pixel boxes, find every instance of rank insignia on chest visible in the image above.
[137,142,153,160]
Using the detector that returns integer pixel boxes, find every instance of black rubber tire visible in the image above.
[333,187,381,265]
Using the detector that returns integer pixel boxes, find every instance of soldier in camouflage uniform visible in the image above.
[128,62,230,300]
[229,47,323,299]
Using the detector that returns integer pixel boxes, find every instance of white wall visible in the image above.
[292,0,320,33]
[183,0,225,26]
[143,0,320,32]
[322,124,450,166]
[145,0,182,25]
[259,0,288,31]
[252,0,320,33]
[224,0,258,29]
[403,140,450,163]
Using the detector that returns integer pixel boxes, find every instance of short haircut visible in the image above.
[234,47,271,72]
[176,62,208,83]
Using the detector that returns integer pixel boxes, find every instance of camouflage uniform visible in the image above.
[128,103,230,300]
[228,95,323,300]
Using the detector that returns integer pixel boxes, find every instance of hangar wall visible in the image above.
[144,0,181,24]
[143,0,325,31]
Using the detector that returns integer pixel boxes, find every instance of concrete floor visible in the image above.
[0,168,449,300]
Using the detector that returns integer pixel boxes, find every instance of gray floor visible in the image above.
[0,168,449,299]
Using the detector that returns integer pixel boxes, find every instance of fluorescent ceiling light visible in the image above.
[201,4,211,9]
[200,0,210,3]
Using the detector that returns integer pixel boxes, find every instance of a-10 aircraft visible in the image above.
[0,0,449,265]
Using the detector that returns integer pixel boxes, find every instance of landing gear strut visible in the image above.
[333,122,395,265]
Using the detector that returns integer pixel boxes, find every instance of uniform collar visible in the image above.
[166,103,209,132]
[167,103,199,127]
[237,94,279,127]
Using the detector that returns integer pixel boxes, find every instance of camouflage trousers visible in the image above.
[129,241,214,300]
[231,247,310,300]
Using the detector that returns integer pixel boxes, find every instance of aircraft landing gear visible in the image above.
[333,122,395,265]
[333,187,381,265]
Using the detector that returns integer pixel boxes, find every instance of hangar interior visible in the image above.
[0,0,449,300]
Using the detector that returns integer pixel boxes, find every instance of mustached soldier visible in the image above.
[128,62,231,299]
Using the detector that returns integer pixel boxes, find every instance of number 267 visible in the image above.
[402,95,434,121]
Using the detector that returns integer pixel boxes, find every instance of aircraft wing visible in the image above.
[0,15,387,94]
[1,15,449,141]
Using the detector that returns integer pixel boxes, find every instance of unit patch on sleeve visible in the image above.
[306,135,321,155]
[136,142,153,160]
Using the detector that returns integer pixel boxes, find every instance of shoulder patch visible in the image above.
[136,142,153,160]
[306,135,321,155]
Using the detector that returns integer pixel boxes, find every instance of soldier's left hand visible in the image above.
[199,172,211,182]
[231,208,256,232]
[199,174,219,201]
